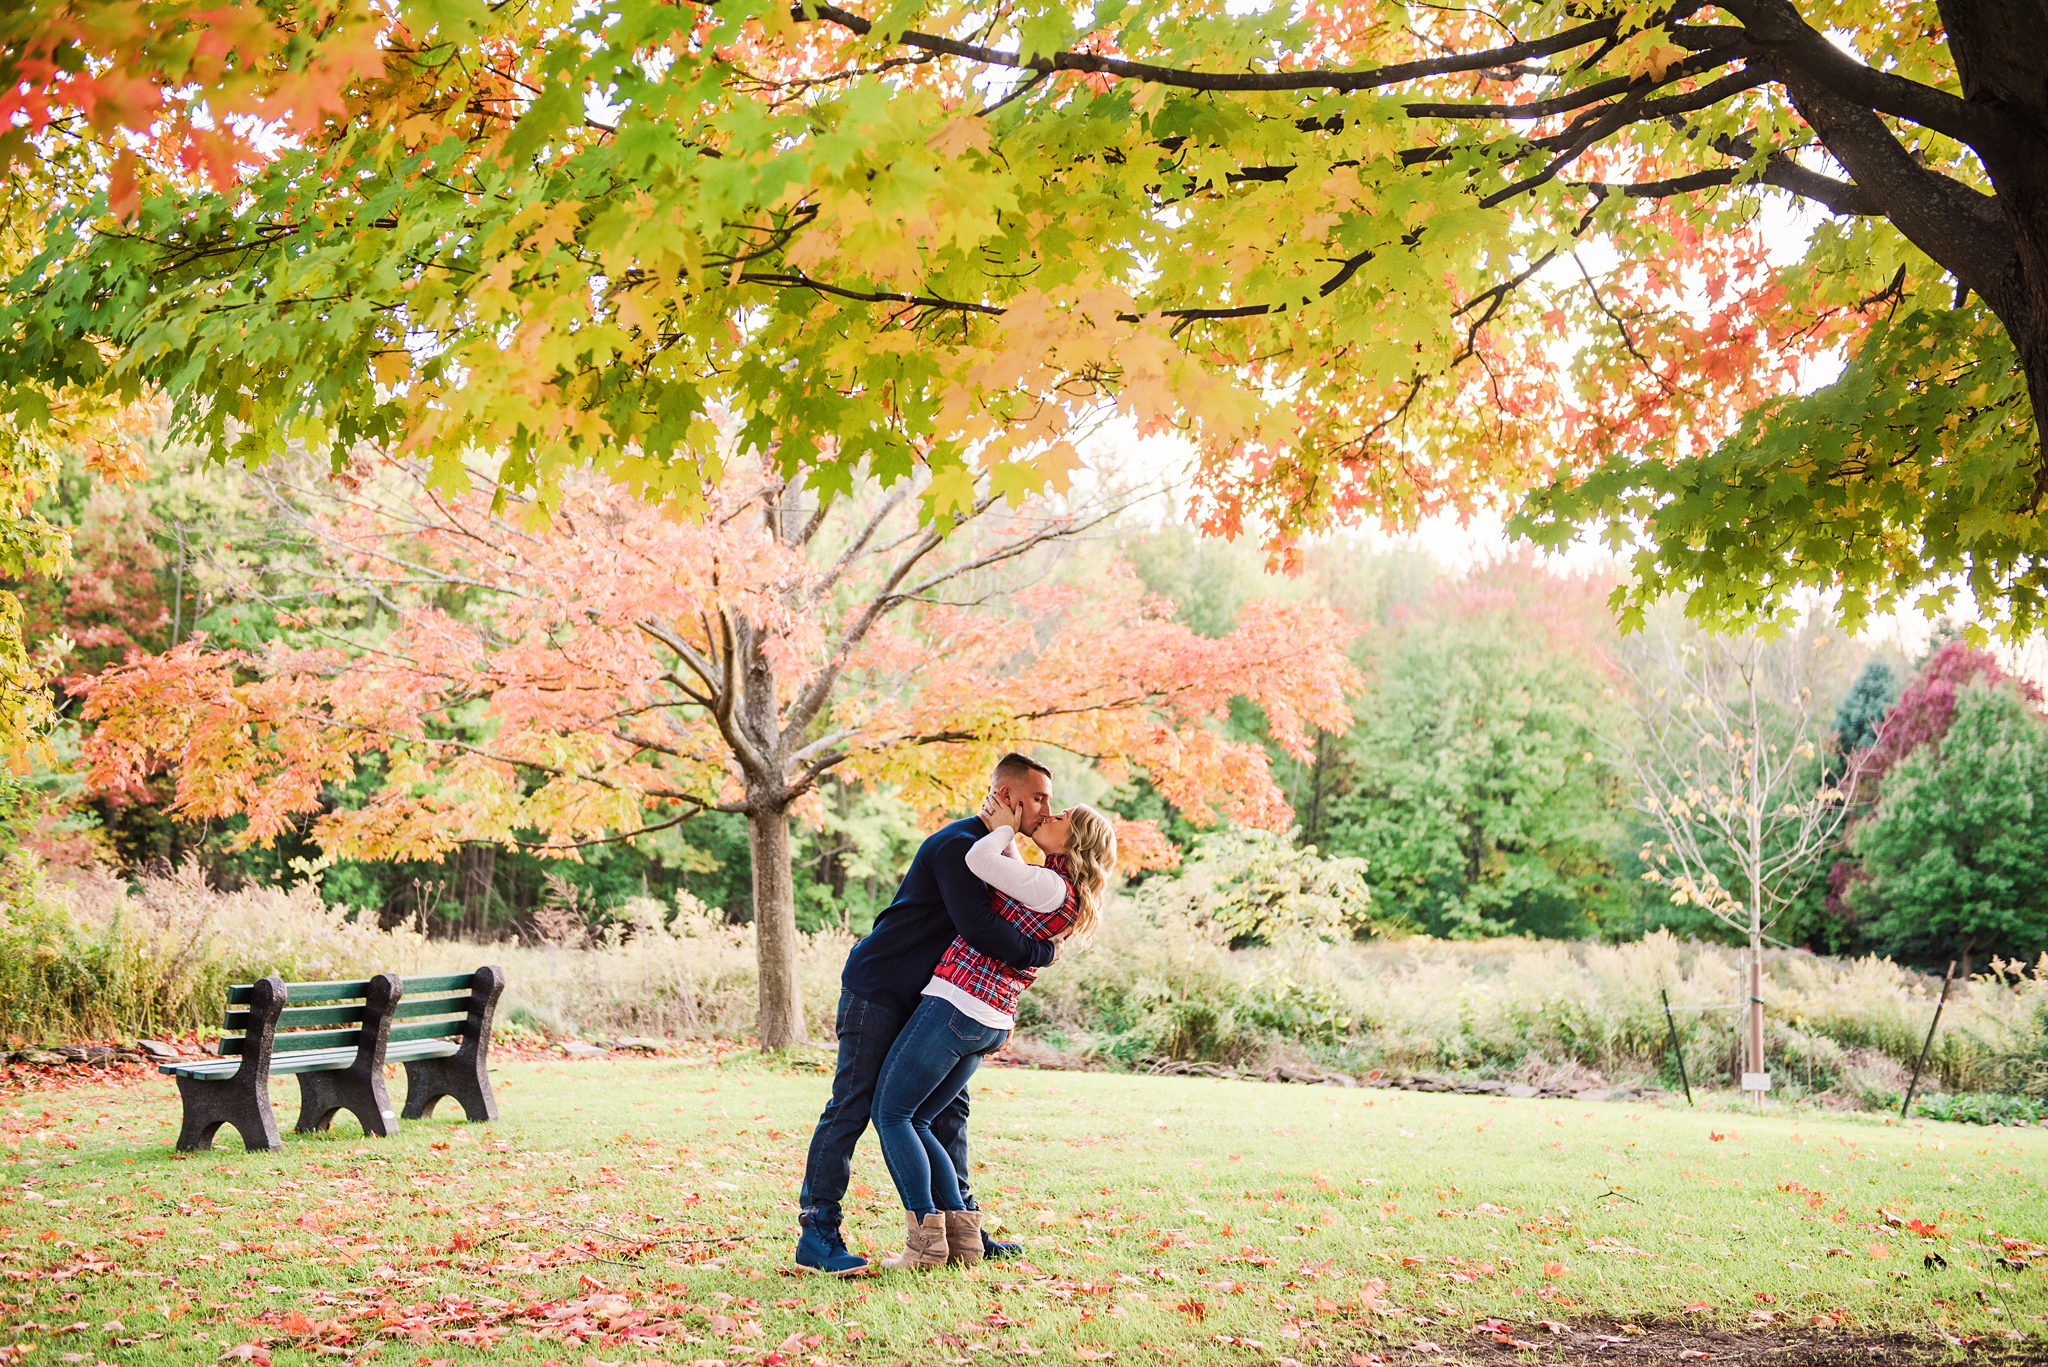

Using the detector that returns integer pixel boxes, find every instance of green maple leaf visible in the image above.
[985,458,1047,506]
[919,464,977,523]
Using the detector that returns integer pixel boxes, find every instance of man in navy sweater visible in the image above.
[794,752,1063,1275]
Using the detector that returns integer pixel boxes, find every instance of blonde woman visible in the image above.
[868,791,1116,1271]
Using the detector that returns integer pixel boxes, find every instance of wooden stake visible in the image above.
[1661,988,1692,1106]
[1901,961,1958,1120]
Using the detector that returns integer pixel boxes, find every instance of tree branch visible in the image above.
[781,520,949,746]
[1715,0,1989,146]
[637,619,726,702]
[1764,56,2018,304]
[791,1,1699,94]
[806,485,910,609]
[1402,45,1742,122]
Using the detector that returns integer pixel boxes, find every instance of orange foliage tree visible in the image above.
[79,458,1360,1045]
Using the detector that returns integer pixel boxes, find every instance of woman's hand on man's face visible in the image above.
[980,789,1027,833]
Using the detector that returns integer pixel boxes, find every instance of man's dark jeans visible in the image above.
[798,990,977,1231]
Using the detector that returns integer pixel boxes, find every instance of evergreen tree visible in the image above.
[1833,660,1899,757]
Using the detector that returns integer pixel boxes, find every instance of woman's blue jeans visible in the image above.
[871,996,1008,1218]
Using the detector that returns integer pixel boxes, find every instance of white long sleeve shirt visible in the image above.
[920,824,1067,1029]
[964,824,1068,912]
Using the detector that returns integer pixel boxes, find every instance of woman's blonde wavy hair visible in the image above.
[1059,804,1118,943]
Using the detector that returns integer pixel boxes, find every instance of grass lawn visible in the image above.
[4,1053,2046,1366]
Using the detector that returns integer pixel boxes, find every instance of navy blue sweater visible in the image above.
[841,815,1059,1017]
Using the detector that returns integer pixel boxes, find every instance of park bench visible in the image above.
[391,966,506,1125]
[158,966,506,1152]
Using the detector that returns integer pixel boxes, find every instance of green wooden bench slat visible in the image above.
[280,1002,368,1027]
[162,1038,456,1079]
[273,1027,370,1053]
[225,1003,366,1032]
[160,1058,240,1078]
[283,979,382,1003]
[389,1019,467,1045]
[163,1047,354,1078]
[226,977,376,1006]
[221,1026,366,1056]
[403,972,481,994]
[272,1048,362,1073]
[388,1039,461,1062]
[390,998,468,1020]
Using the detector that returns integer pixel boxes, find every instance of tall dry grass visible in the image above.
[0,862,847,1042]
[4,861,2044,1109]
[1027,904,2048,1100]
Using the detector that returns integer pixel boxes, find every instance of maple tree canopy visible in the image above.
[2,0,2045,630]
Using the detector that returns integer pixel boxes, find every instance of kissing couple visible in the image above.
[793,752,1119,1275]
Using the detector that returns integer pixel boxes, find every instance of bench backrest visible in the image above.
[221,975,398,1057]
[390,969,495,1046]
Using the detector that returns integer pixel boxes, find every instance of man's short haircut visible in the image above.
[992,751,1052,788]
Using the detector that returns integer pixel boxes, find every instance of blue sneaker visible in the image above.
[795,1223,868,1277]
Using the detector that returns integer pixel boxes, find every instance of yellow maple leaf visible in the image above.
[927,117,992,159]
[986,458,1045,505]
[1032,440,1085,494]
[1620,29,1688,83]
[371,350,410,386]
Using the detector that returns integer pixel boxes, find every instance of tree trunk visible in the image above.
[1744,655,1761,1106]
[1936,0,2048,471]
[749,801,808,1048]
[1306,729,1331,844]
[460,844,496,941]
[1746,948,1766,1100]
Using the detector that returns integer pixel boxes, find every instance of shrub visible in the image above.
[1131,826,1390,946]
[1911,1092,2048,1125]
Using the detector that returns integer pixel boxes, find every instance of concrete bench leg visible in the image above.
[173,1071,283,1152]
[173,975,286,1153]
[400,1054,498,1123]
[295,1067,399,1138]
[295,973,402,1138]
[400,965,504,1124]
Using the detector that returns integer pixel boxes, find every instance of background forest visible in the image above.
[7,440,2048,1106]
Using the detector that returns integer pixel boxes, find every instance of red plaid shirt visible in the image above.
[931,853,1075,1017]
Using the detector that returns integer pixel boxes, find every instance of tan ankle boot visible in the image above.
[943,1210,983,1267]
[879,1212,949,1270]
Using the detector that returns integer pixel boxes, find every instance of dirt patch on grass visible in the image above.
[1337,1320,2035,1363]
